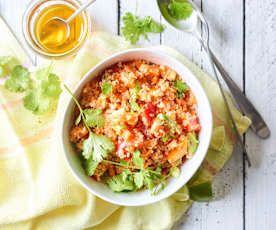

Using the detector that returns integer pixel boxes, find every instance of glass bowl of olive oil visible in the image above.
[23,0,91,58]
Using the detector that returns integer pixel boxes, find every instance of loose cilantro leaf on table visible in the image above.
[41,73,62,99]
[121,12,166,44]
[84,108,105,128]
[168,0,193,20]
[101,82,112,95]
[1,58,62,115]
[5,65,31,92]
[36,62,53,80]
[23,88,50,114]
[0,56,15,78]
[174,79,189,98]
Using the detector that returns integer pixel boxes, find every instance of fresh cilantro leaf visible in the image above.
[101,82,112,95]
[0,56,14,78]
[121,12,165,45]
[0,56,13,65]
[23,88,50,114]
[129,101,140,111]
[82,133,115,162]
[113,124,126,134]
[119,158,129,166]
[134,171,144,189]
[41,73,62,99]
[84,108,105,128]
[174,79,189,98]
[5,65,31,92]
[84,157,99,176]
[157,113,181,134]
[36,62,53,80]
[168,0,193,20]
[188,181,213,202]
[108,173,135,192]
[170,166,181,178]
[132,149,144,168]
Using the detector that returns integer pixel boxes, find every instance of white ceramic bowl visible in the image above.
[61,48,213,206]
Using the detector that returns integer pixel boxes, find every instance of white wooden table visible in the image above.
[1,0,275,229]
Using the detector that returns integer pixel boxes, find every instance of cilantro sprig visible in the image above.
[1,57,62,115]
[64,85,115,173]
[121,12,165,45]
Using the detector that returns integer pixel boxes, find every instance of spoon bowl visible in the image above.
[157,0,198,33]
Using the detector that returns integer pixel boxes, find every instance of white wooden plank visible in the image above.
[120,0,161,46]
[170,0,244,229]
[245,0,276,229]
[161,0,202,66]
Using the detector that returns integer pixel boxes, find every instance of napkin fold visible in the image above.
[0,15,251,230]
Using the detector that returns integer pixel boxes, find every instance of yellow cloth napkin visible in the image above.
[0,15,251,230]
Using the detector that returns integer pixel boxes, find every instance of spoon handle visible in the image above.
[66,0,96,23]
[209,50,270,139]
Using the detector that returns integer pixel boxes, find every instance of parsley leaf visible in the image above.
[174,79,189,98]
[121,12,165,45]
[41,73,62,99]
[5,65,31,92]
[23,88,50,114]
[157,113,181,134]
[101,82,112,95]
[129,101,140,111]
[84,157,99,176]
[168,0,193,20]
[84,108,105,128]
[108,173,135,192]
[82,133,115,162]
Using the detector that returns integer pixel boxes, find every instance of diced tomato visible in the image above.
[187,118,201,132]
[144,103,157,123]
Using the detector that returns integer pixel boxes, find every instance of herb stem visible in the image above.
[64,84,91,132]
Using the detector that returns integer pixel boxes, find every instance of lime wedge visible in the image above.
[209,126,225,151]
[172,185,190,201]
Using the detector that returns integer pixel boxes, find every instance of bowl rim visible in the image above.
[61,47,213,206]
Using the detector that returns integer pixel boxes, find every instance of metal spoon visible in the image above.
[157,0,270,140]
[157,0,256,166]
[44,0,96,45]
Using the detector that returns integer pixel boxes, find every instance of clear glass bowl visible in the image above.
[22,0,91,58]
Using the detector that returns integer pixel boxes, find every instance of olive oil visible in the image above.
[34,4,85,54]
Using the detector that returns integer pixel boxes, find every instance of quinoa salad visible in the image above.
[68,60,201,194]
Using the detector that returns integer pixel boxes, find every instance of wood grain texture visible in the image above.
[173,0,244,229]
[0,0,276,229]
[245,0,276,229]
